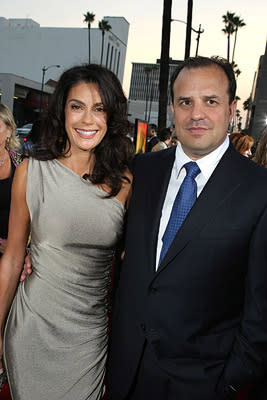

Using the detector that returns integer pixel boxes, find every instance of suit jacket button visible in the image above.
[150,286,158,293]
[140,323,146,331]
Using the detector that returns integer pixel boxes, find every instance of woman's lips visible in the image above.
[75,128,97,138]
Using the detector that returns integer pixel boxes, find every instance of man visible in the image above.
[108,57,267,400]
[151,127,172,152]
[146,123,159,152]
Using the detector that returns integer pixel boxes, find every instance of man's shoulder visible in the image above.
[230,146,267,177]
[223,145,267,189]
[131,147,175,178]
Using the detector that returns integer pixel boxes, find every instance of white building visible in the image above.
[248,41,267,141]
[0,16,129,126]
[128,59,182,128]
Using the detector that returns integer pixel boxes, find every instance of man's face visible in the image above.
[170,65,236,160]
[149,128,156,137]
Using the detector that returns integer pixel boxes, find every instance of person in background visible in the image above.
[229,132,254,157]
[0,104,21,258]
[22,119,42,156]
[0,64,132,400]
[151,127,171,152]
[145,123,159,152]
[170,134,178,147]
[252,127,267,168]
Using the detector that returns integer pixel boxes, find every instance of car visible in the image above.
[16,123,33,149]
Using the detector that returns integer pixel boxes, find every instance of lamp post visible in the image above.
[171,19,204,57]
[39,64,60,114]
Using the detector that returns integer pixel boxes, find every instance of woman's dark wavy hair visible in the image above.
[34,64,131,197]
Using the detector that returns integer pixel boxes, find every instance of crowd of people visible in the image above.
[0,56,267,400]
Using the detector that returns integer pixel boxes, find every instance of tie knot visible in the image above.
[184,161,200,179]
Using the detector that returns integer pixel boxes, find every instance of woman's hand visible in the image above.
[20,252,32,282]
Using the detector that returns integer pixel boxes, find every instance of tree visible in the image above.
[243,96,252,129]
[243,96,252,111]
[234,109,241,130]
[158,0,172,130]
[185,0,193,59]
[83,12,95,63]
[99,19,112,65]
[231,61,241,80]
[231,15,246,64]
[222,11,235,61]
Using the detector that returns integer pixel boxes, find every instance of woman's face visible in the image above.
[242,147,252,157]
[64,81,107,155]
[0,118,11,149]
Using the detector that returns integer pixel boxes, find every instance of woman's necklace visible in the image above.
[0,152,6,166]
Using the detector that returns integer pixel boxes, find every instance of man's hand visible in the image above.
[20,252,32,282]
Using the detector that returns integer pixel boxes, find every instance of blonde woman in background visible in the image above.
[0,104,21,257]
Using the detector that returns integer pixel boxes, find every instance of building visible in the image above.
[0,16,129,126]
[128,59,182,127]
[248,41,267,141]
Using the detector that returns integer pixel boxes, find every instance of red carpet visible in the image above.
[0,382,11,400]
[0,382,249,400]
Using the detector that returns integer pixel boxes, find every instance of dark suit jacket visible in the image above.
[146,135,159,152]
[108,145,267,400]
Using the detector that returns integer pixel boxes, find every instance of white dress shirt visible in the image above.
[155,135,230,269]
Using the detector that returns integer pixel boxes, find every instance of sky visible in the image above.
[2,0,267,122]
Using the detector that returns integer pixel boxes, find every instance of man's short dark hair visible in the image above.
[170,56,236,104]
[158,127,171,142]
[149,123,157,132]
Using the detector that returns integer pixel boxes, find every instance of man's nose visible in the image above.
[191,102,205,120]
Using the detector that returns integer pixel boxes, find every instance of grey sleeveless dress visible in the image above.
[3,158,125,400]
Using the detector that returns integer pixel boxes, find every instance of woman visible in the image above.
[253,127,267,168]
[229,132,254,157]
[0,64,132,400]
[0,104,21,258]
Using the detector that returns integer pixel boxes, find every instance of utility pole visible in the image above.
[158,0,172,131]
[185,0,193,59]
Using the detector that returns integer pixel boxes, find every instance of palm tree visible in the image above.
[243,96,252,129]
[234,109,241,130]
[83,12,95,63]
[222,11,235,61]
[185,0,193,59]
[231,62,241,79]
[99,19,112,65]
[158,0,172,130]
[231,15,246,63]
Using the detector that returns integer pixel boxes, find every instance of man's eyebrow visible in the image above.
[176,96,191,102]
[175,95,220,102]
[203,95,220,99]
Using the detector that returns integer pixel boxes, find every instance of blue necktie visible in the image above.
[159,161,201,265]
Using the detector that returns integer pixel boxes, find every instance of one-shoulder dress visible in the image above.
[3,158,125,400]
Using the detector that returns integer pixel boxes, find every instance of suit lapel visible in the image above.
[144,147,176,271]
[156,145,244,275]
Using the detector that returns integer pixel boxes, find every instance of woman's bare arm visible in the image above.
[0,160,30,368]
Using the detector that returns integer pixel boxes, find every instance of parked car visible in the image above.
[16,123,33,150]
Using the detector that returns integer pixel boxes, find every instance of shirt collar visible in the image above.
[174,135,230,179]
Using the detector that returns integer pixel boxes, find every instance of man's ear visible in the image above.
[229,99,237,123]
[170,102,174,114]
